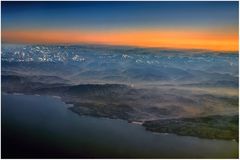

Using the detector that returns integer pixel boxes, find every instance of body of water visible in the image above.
[1,94,238,158]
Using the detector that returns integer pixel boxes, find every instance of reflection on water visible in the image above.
[2,94,238,158]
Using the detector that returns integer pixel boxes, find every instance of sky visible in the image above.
[1,1,239,51]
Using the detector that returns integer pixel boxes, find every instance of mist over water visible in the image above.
[2,45,238,119]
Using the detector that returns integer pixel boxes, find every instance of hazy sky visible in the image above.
[2,1,239,51]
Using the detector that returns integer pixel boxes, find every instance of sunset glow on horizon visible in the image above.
[2,1,239,52]
[2,28,238,51]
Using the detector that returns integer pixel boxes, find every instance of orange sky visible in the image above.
[2,28,239,51]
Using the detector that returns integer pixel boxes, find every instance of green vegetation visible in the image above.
[143,115,239,141]
[69,103,134,120]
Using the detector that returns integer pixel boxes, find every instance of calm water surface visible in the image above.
[2,94,238,158]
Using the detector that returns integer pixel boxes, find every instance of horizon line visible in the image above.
[2,42,239,54]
